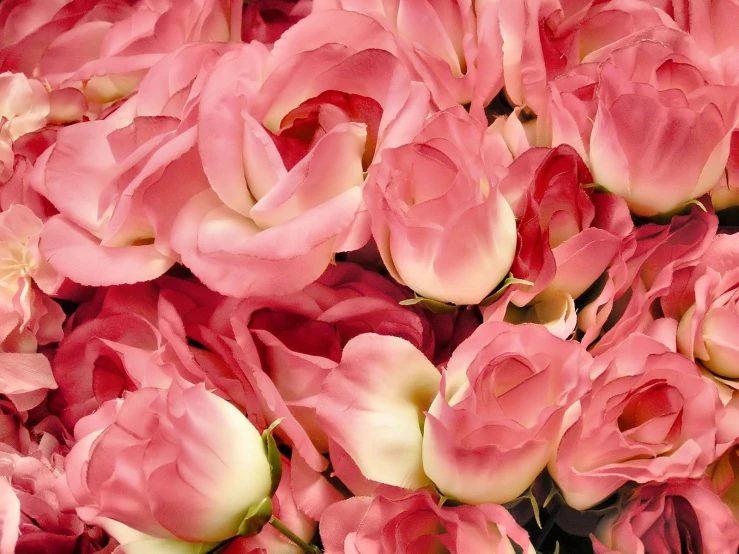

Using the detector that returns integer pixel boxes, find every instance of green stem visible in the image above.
[269,516,322,554]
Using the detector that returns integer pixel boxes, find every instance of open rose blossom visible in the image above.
[550,335,723,510]
[320,487,534,554]
[592,480,739,554]
[171,23,430,297]
[364,106,517,305]
[65,378,273,546]
[318,321,590,505]
[422,321,591,504]
[32,41,245,287]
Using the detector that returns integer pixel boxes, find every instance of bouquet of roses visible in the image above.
[2,0,739,552]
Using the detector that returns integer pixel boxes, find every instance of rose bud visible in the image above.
[364,107,517,305]
[65,379,274,546]
[542,28,739,216]
[172,30,429,297]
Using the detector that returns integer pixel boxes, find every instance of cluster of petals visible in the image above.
[1,0,739,553]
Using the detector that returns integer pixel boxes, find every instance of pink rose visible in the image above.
[422,321,590,504]
[0,127,59,215]
[66,379,273,545]
[171,26,429,297]
[709,442,739,523]
[320,487,533,554]
[364,107,517,305]
[550,335,723,510]
[0,0,237,107]
[677,233,739,378]
[592,480,739,554]
[318,321,590,505]
[33,42,242,287]
[571,28,738,215]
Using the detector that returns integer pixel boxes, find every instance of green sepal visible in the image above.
[686,198,708,212]
[479,274,535,307]
[399,295,458,313]
[262,419,284,497]
[237,497,274,538]
[581,182,610,194]
[504,484,542,528]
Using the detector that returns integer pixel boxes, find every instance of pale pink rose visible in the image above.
[320,487,533,554]
[33,42,242,287]
[66,379,273,545]
[0,0,238,108]
[582,28,738,215]
[550,335,723,510]
[227,262,435,464]
[592,480,739,554]
[496,0,669,117]
[422,321,591,504]
[242,0,312,45]
[318,321,590,505]
[317,333,441,492]
[172,31,429,297]
[365,107,517,305]
[677,237,739,378]
[312,0,504,122]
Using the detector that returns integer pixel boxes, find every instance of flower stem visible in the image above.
[269,516,322,554]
